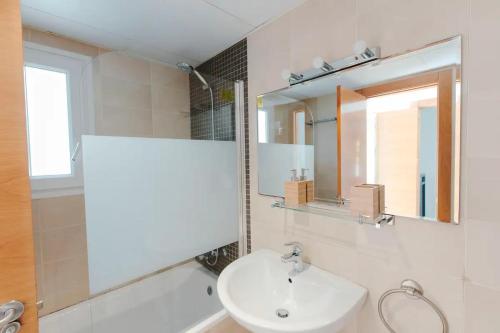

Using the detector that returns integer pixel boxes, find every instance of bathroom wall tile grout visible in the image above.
[247,0,500,331]
[22,1,500,330]
[25,27,192,315]
[190,39,250,274]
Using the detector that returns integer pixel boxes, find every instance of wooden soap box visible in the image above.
[285,181,307,205]
[350,184,385,218]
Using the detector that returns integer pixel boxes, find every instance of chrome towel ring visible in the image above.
[378,279,449,333]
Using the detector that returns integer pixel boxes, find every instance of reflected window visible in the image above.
[293,110,306,144]
[258,109,268,143]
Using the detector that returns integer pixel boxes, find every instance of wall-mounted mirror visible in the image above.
[257,36,461,223]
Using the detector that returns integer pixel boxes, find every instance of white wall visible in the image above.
[247,0,500,332]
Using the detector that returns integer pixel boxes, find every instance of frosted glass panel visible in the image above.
[258,143,314,197]
[82,136,238,294]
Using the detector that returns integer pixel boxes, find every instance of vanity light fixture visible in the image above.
[281,69,303,83]
[313,56,334,72]
[353,40,376,60]
[283,43,380,86]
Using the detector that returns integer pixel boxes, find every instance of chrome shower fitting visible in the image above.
[205,249,219,266]
[176,62,215,140]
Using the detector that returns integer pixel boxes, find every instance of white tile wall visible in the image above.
[39,302,92,333]
[464,282,500,332]
[247,0,500,331]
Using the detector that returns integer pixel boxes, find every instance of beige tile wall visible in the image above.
[32,195,89,316]
[94,48,190,138]
[24,28,191,315]
[24,27,191,140]
[247,0,500,331]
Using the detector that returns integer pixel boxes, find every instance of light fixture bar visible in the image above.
[289,47,380,86]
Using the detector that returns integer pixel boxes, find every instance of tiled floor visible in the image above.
[204,317,250,333]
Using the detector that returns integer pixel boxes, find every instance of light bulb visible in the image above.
[313,56,333,72]
[281,69,303,82]
[313,56,325,69]
[281,69,291,81]
[353,40,368,55]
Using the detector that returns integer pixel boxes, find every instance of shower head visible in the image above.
[176,62,210,89]
[176,62,193,73]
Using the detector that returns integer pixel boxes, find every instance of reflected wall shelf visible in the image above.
[271,200,395,228]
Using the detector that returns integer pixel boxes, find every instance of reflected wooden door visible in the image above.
[0,1,39,332]
[337,86,367,200]
[376,108,419,216]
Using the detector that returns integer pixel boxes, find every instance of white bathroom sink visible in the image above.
[217,249,367,333]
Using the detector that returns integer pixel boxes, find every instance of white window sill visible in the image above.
[31,186,84,199]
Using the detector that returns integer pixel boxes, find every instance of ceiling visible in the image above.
[21,0,306,66]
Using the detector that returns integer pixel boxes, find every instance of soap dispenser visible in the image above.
[300,168,314,202]
[284,169,307,205]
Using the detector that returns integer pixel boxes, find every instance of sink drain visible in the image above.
[276,308,289,318]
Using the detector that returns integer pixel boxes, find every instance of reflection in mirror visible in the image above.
[257,97,313,145]
[365,85,441,219]
[340,43,461,223]
[258,36,461,224]
[258,92,341,201]
[257,97,316,197]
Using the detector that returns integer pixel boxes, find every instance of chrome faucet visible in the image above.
[281,242,305,277]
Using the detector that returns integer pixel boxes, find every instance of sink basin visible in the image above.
[217,249,367,333]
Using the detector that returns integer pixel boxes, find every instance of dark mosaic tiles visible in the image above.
[189,39,250,275]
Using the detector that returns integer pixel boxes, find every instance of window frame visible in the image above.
[23,42,94,198]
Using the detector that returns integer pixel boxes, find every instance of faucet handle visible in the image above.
[284,241,303,254]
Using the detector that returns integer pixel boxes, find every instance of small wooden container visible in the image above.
[285,181,307,205]
[376,184,385,213]
[350,184,380,218]
[363,184,385,213]
[305,180,314,202]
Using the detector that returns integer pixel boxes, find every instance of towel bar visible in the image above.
[378,279,448,333]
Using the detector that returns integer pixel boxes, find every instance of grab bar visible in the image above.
[305,117,337,126]
[71,141,81,162]
[378,279,448,333]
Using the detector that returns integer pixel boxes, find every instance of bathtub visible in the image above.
[39,260,223,333]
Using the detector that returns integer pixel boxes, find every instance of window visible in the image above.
[25,66,72,177]
[293,110,305,144]
[24,43,93,198]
